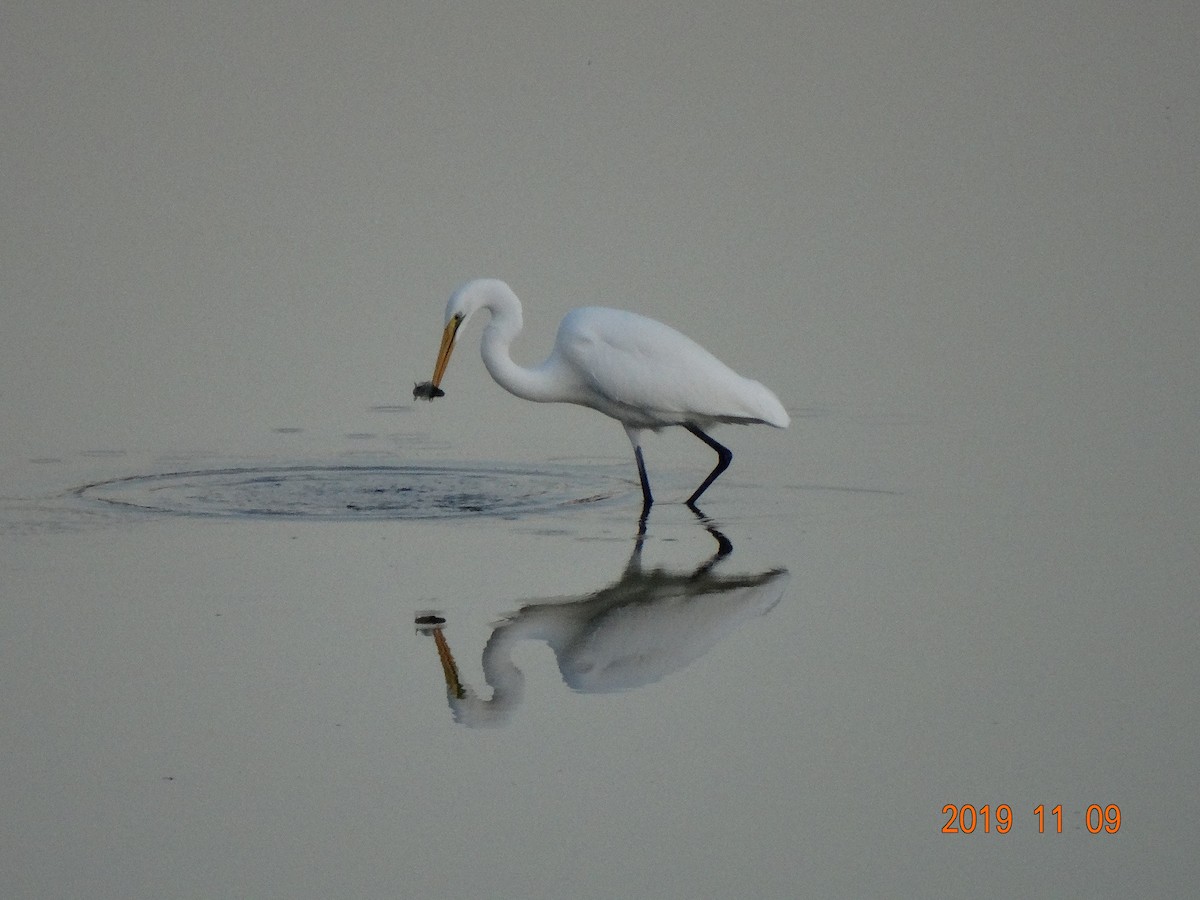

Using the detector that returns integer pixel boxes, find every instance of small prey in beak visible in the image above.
[413,381,445,401]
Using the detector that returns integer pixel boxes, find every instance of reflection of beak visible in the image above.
[431,316,460,388]
[431,628,465,699]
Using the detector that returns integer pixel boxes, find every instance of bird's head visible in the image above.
[427,279,518,393]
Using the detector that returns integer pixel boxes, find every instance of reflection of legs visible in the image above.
[685,425,733,508]
[688,504,733,574]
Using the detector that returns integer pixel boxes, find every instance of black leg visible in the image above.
[634,444,653,516]
[684,424,732,508]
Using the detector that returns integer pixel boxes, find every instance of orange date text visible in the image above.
[941,804,1121,834]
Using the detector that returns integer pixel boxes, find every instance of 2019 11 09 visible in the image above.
[941,803,1121,834]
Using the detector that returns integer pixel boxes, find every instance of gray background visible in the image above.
[3,2,1197,897]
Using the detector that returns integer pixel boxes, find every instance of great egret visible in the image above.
[418,278,789,510]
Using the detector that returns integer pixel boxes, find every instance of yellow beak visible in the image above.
[431,316,460,388]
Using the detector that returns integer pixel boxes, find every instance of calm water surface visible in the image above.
[4,402,1195,897]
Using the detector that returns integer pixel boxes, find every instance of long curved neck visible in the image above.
[477,290,565,403]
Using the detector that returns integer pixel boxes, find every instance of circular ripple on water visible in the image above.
[74,464,623,520]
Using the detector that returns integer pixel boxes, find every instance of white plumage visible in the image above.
[423,278,788,510]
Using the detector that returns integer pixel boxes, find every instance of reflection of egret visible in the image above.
[419,279,789,511]
[416,518,789,727]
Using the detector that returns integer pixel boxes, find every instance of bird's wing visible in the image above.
[555,307,785,427]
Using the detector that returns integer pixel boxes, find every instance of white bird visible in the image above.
[419,278,789,511]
